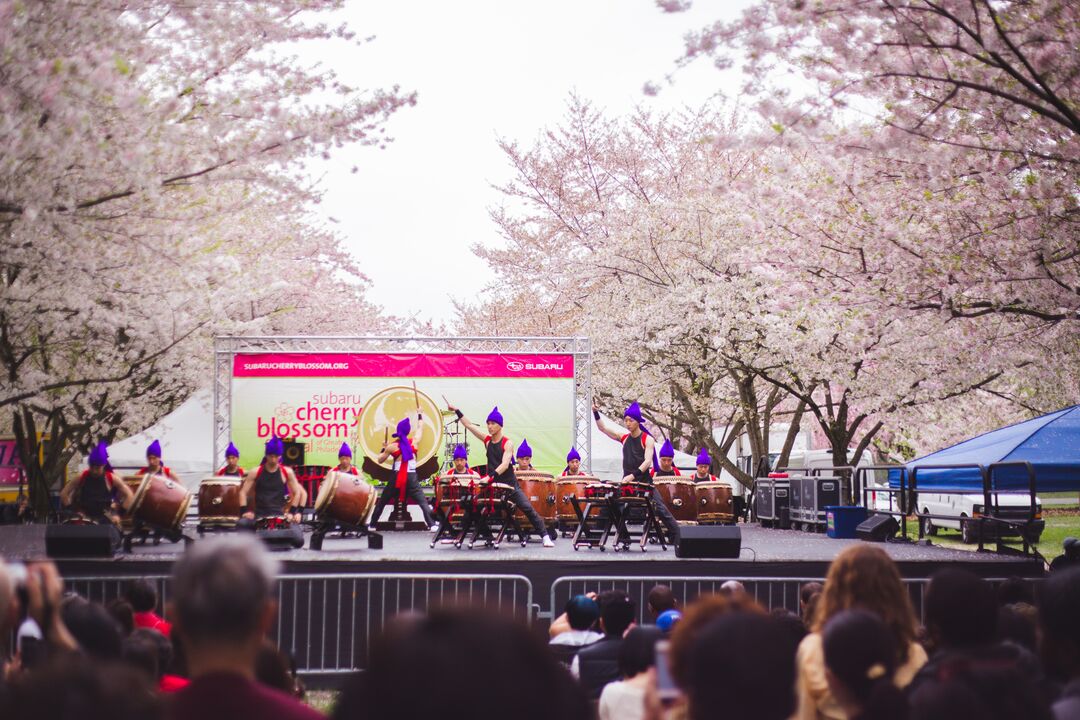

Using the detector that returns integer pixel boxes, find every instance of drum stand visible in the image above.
[309,518,374,551]
[571,494,617,551]
[611,494,666,552]
[121,520,193,553]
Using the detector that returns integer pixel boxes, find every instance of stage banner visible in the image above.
[230,353,576,477]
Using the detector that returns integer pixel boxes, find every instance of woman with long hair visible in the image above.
[795,545,927,719]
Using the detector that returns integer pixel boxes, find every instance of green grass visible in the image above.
[904,509,1080,558]
[305,690,338,715]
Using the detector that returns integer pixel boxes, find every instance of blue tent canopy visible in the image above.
[889,405,1080,492]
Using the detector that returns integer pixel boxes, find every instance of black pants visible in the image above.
[507,485,553,539]
[371,472,435,526]
[651,496,681,544]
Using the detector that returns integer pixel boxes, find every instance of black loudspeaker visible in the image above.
[856,514,899,542]
[675,525,742,559]
[367,532,383,550]
[45,524,119,557]
[282,439,305,467]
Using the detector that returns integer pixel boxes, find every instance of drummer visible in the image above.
[692,448,719,482]
[446,444,472,475]
[652,440,683,478]
[593,401,681,545]
[335,442,359,475]
[515,438,536,473]
[561,447,587,477]
[447,402,556,547]
[239,437,306,523]
[60,442,135,524]
[139,439,182,483]
[215,442,244,477]
[370,417,438,531]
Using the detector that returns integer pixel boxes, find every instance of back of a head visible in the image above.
[62,599,123,660]
[823,610,906,720]
[106,598,135,636]
[686,612,797,720]
[618,625,662,678]
[564,594,599,632]
[800,581,824,607]
[171,535,280,647]
[995,576,1034,606]
[996,602,1037,653]
[597,590,635,638]
[5,655,162,720]
[255,639,294,695]
[908,652,1053,720]
[925,569,996,649]
[1037,565,1080,678]
[647,584,677,616]
[771,609,808,647]
[670,593,763,687]
[125,579,159,613]
[332,609,590,720]
[122,629,161,681]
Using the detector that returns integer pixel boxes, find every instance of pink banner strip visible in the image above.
[232,353,575,379]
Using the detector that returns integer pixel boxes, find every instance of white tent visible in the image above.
[588,414,697,481]
[108,388,214,491]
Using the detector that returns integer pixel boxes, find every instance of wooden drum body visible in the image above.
[514,470,556,527]
[434,473,484,522]
[313,470,376,528]
[130,474,192,532]
[120,475,145,532]
[655,479,698,523]
[555,477,597,525]
[696,481,734,524]
[197,477,241,527]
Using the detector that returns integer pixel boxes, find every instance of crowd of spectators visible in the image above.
[1,538,1079,720]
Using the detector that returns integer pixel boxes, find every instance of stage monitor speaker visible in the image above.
[675,525,742,559]
[856,514,899,542]
[45,524,119,558]
[367,531,384,550]
[282,439,305,467]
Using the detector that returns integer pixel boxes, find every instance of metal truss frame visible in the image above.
[213,336,593,471]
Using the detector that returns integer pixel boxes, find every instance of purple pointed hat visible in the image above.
[225,442,240,458]
[265,436,284,456]
[146,439,162,458]
[696,447,710,466]
[517,437,532,458]
[566,447,581,462]
[395,417,414,462]
[393,417,411,439]
[624,402,644,424]
[338,442,352,458]
[659,439,675,458]
[486,406,503,426]
[88,442,109,466]
[453,444,468,461]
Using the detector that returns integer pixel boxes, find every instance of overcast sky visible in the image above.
[302,1,754,325]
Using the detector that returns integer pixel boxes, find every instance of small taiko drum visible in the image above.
[197,477,242,528]
[696,481,734,524]
[313,470,376,528]
[655,478,697,523]
[130,474,192,532]
[555,477,597,525]
[617,481,653,500]
[476,481,514,509]
[514,470,557,527]
[435,473,484,521]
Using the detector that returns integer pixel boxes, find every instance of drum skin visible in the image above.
[696,481,734,523]
[313,470,376,527]
[514,470,556,527]
[555,477,598,524]
[655,479,698,523]
[131,474,192,531]
[198,477,241,527]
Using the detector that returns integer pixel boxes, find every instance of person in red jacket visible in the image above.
[60,442,135,524]
[216,442,244,477]
[126,578,172,637]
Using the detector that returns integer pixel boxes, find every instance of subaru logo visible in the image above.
[506,361,524,371]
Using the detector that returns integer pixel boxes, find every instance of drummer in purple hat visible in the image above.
[138,439,182,483]
[335,442,358,476]
[651,439,682,478]
[239,436,307,523]
[593,400,681,545]
[561,447,587,477]
[446,444,471,476]
[372,416,438,531]
[60,442,135,524]
[216,441,245,477]
[692,448,718,483]
[515,437,536,473]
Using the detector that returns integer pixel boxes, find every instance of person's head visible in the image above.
[695,448,710,476]
[659,456,674,472]
[1038,565,1080,680]
[647,584,677,618]
[338,442,353,468]
[823,610,906,720]
[720,580,745,597]
[658,439,675,471]
[141,626,174,680]
[332,609,590,720]
[4,654,163,720]
[62,599,123,660]
[486,406,503,436]
[670,592,764,688]
[770,608,808,647]
[88,442,109,474]
[263,437,283,468]
[924,568,996,650]
[145,439,162,469]
[907,653,1053,720]
[597,590,635,638]
[124,579,159,614]
[170,535,280,658]
[815,545,918,664]
[800,582,823,614]
[122,629,161,682]
[997,602,1037,653]
[224,441,240,468]
[106,598,135,635]
[623,402,643,433]
[618,625,662,679]
[685,613,798,720]
[564,594,600,632]
[996,576,1034,606]
[516,438,532,468]
[255,639,294,694]
[452,444,469,472]
[452,457,468,473]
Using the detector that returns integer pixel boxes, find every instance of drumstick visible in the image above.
[413,382,421,411]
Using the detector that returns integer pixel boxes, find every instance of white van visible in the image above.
[914,492,1044,543]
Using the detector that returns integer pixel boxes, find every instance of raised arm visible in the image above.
[376,440,399,464]
[113,475,135,511]
[59,477,78,508]
[447,402,486,442]
[593,402,623,442]
[413,413,425,443]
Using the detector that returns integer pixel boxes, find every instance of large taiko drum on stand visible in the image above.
[555,476,599,526]
[313,470,376,528]
[655,478,698,523]
[130,474,192,532]
[696,481,735,524]
[514,470,556,528]
[197,477,242,528]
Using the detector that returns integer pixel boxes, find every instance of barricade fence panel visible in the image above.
[64,573,532,674]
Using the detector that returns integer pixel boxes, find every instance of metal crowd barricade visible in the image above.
[64,573,533,674]
[858,464,910,541]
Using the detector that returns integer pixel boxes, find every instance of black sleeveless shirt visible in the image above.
[78,472,113,518]
[254,465,287,516]
[486,437,517,486]
[622,433,647,478]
